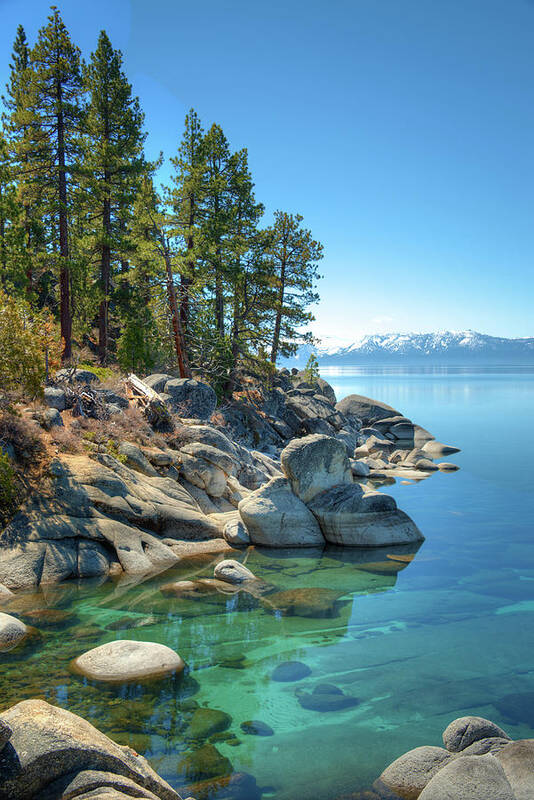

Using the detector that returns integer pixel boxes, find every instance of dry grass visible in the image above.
[0,411,44,462]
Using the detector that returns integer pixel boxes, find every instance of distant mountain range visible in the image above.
[282,331,534,366]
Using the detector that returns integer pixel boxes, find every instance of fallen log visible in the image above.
[125,374,173,429]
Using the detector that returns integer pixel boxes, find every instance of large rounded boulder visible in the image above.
[238,477,324,547]
[72,640,184,683]
[164,378,217,420]
[308,484,424,547]
[280,434,352,504]
[335,394,399,426]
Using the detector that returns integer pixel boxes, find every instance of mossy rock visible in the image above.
[240,719,274,736]
[21,608,76,629]
[263,587,343,618]
[177,743,233,781]
[180,771,260,800]
[185,707,232,740]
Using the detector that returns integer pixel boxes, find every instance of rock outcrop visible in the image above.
[0,699,182,800]
[280,434,352,503]
[0,372,456,589]
[238,477,324,547]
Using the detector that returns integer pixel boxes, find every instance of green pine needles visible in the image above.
[0,10,323,396]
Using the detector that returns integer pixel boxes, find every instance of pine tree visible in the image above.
[224,147,269,391]
[201,123,234,337]
[268,211,323,363]
[0,130,25,289]
[169,109,206,331]
[82,30,147,363]
[2,24,44,299]
[20,8,85,359]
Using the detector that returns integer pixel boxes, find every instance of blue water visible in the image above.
[1,366,533,799]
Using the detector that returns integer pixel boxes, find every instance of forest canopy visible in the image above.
[0,8,323,396]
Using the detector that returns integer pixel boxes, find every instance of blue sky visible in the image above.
[1,0,533,340]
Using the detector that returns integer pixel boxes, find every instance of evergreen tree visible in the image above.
[169,109,206,331]
[0,130,25,289]
[82,30,147,363]
[201,123,234,337]
[20,8,85,359]
[268,211,323,363]
[224,147,269,391]
[2,24,45,299]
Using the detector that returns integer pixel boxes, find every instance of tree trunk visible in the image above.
[181,198,195,331]
[98,183,111,364]
[270,258,286,364]
[163,242,192,378]
[57,84,71,361]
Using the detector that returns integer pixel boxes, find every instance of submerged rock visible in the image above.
[177,742,232,781]
[72,640,184,683]
[240,719,274,736]
[297,683,359,712]
[271,661,312,682]
[263,587,342,618]
[185,708,232,740]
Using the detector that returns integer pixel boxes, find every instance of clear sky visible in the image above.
[1,0,533,340]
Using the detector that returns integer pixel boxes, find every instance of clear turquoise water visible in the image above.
[2,366,534,800]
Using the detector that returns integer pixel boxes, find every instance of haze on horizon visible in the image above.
[1,0,533,341]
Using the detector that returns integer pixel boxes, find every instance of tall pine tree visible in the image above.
[21,8,85,359]
[268,211,322,363]
[82,31,147,363]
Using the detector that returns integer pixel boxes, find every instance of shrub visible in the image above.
[0,290,62,397]
[0,452,16,509]
[0,411,43,462]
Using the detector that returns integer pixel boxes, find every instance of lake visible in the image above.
[1,365,534,800]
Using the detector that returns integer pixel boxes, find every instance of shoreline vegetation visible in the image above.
[0,9,322,394]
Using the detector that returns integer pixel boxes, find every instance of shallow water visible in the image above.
[2,365,534,799]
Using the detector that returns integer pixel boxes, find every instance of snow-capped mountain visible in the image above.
[283,331,534,366]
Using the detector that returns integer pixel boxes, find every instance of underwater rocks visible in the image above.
[240,720,274,736]
[179,771,261,800]
[377,715,533,800]
[177,742,233,781]
[0,613,27,651]
[262,587,343,618]
[0,699,181,800]
[271,660,312,682]
[296,683,360,712]
[184,708,232,740]
[72,640,185,683]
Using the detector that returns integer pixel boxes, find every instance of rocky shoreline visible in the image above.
[0,368,459,593]
[0,368,467,799]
